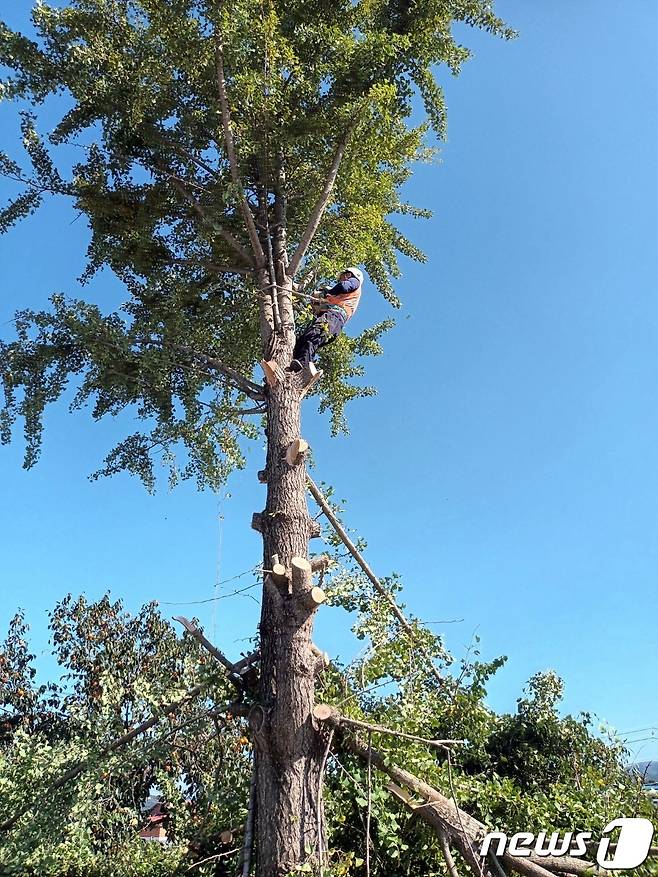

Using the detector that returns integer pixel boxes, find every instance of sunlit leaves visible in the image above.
[0,0,517,484]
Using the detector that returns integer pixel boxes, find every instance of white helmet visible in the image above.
[343,266,364,287]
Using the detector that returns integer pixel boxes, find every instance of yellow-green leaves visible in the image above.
[0,0,514,484]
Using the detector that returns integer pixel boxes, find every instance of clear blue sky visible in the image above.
[1,1,657,761]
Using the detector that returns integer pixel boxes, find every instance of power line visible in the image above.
[158,567,262,606]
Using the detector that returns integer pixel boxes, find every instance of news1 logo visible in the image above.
[480,818,655,870]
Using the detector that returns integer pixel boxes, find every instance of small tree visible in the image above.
[0,2,517,874]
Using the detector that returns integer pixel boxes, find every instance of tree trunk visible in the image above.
[252,284,325,876]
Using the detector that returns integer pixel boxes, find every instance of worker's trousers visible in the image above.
[293,310,347,367]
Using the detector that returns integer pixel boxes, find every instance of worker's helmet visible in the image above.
[343,266,364,287]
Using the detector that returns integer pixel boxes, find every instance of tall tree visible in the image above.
[0,2,515,874]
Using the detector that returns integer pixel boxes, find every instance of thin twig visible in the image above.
[439,831,461,877]
[185,848,241,872]
[447,750,485,877]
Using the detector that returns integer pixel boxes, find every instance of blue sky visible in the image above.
[1,1,657,762]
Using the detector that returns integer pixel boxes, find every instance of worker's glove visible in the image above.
[310,294,327,315]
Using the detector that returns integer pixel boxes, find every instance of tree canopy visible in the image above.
[0,0,514,488]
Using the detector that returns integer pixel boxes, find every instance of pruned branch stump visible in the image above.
[285,437,309,466]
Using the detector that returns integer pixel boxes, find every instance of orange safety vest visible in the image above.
[325,280,362,319]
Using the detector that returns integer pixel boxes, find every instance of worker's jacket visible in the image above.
[324,277,362,320]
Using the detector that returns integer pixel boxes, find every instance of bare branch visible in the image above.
[313,705,464,750]
[214,32,266,267]
[439,831,462,877]
[235,404,267,416]
[185,849,241,872]
[287,132,352,279]
[307,476,445,687]
[173,616,250,687]
[172,345,265,400]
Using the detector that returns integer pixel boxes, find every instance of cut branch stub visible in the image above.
[261,359,282,388]
[285,437,309,467]
[313,704,333,722]
[300,586,326,611]
[271,562,288,587]
[310,554,331,573]
[309,642,330,667]
[290,556,312,593]
[251,512,263,533]
[309,518,321,539]
[257,469,267,483]
[232,650,260,675]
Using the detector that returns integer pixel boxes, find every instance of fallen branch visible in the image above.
[313,704,465,750]
[306,477,444,686]
[342,735,597,877]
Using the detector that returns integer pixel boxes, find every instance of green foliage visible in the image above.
[315,537,658,877]
[0,596,252,876]
[1,564,656,876]
[0,0,514,487]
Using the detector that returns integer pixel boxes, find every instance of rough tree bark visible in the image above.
[214,50,343,861]
[250,219,326,875]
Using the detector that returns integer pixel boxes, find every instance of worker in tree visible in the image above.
[288,267,364,372]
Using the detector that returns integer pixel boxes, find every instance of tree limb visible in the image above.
[313,704,465,750]
[0,687,246,833]
[438,830,462,877]
[173,346,265,400]
[287,132,352,279]
[342,735,598,877]
[214,31,266,268]
[173,616,255,689]
[306,476,445,687]
[167,175,254,266]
